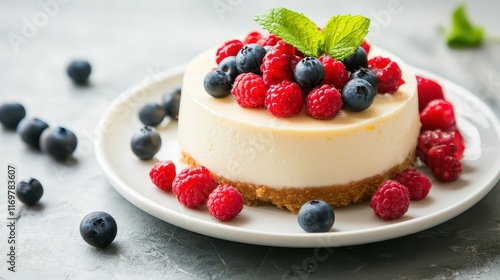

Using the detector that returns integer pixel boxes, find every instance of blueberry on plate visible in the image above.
[297,200,335,233]
[294,57,325,89]
[203,70,232,98]
[162,88,181,120]
[350,68,379,92]
[236,43,267,74]
[217,56,239,84]
[67,60,92,85]
[131,126,162,160]
[39,126,78,160]
[138,102,165,127]
[0,103,26,130]
[17,117,49,149]
[80,211,117,248]
[342,78,376,112]
[342,47,368,72]
[16,178,44,206]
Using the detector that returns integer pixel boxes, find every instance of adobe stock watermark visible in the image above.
[366,0,413,40]
[7,0,71,54]
[212,0,244,21]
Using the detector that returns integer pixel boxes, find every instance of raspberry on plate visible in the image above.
[394,168,432,200]
[427,145,462,182]
[417,129,465,164]
[318,55,349,91]
[370,180,410,220]
[420,99,456,131]
[207,184,244,222]
[231,73,268,108]
[417,75,445,112]
[368,56,403,93]
[172,166,217,208]
[149,160,176,192]
[265,80,304,118]
[306,84,342,120]
[216,39,244,65]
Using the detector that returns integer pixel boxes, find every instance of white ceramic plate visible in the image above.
[95,65,500,247]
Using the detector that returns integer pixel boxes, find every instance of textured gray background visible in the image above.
[1,0,499,279]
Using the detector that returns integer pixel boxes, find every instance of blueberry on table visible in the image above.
[39,126,78,161]
[131,126,162,160]
[236,43,267,74]
[350,68,379,92]
[0,103,26,130]
[138,102,165,127]
[342,47,368,72]
[203,70,232,98]
[17,117,49,149]
[297,200,335,233]
[294,57,325,89]
[80,211,117,248]
[67,60,92,85]
[162,88,181,120]
[16,178,44,206]
[341,78,376,112]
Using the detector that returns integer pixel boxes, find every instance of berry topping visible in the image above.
[203,70,232,98]
[243,31,263,44]
[40,126,78,161]
[215,39,244,65]
[130,126,161,160]
[297,200,335,233]
[427,145,462,182]
[217,56,239,84]
[0,102,26,130]
[207,184,244,222]
[294,57,325,88]
[349,68,379,92]
[16,178,44,206]
[306,84,342,120]
[260,41,295,86]
[231,73,268,108]
[318,55,349,91]
[257,34,280,47]
[149,160,176,192]
[162,87,181,120]
[265,81,304,118]
[419,99,456,131]
[370,180,410,220]
[341,78,376,112]
[342,47,368,72]
[17,117,49,149]
[172,166,217,208]
[368,56,403,93]
[394,168,432,200]
[417,129,464,164]
[417,75,445,112]
[360,40,371,54]
[67,60,92,85]
[138,102,166,127]
[235,43,267,74]
[80,211,117,248]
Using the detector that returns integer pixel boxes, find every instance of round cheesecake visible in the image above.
[178,46,420,213]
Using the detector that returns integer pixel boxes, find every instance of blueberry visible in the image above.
[0,103,26,130]
[80,211,117,248]
[17,117,49,149]
[162,88,181,120]
[39,126,78,160]
[217,56,239,84]
[350,68,379,92]
[138,102,165,127]
[342,47,368,72]
[341,78,376,112]
[235,43,266,74]
[16,178,44,206]
[294,57,325,88]
[67,60,92,85]
[131,126,162,160]
[297,200,335,233]
[203,70,232,98]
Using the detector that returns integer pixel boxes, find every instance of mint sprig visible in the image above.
[254,8,370,60]
[443,4,484,48]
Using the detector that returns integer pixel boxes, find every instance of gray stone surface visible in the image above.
[1,0,499,279]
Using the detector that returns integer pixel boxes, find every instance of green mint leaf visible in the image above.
[323,15,370,60]
[254,8,323,57]
[446,4,484,48]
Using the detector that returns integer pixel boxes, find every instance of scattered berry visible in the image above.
[39,126,78,161]
[368,56,403,93]
[306,84,342,120]
[342,47,368,72]
[67,60,91,85]
[231,73,267,108]
[360,40,371,54]
[394,168,432,200]
[243,31,263,44]
[417,129,464,164]
[427,145,462,182]
[207,184,244,222]
[138,102,166,127]
[318,55,349,90]
[420,99,456,131]
[162,87,181,120]
[235,43,267,74]
[172,166,217,208]
[0,103,26,130]
[203,70,232,98]
[80,211,117,248]
[149,160,176,192]
[370,180,410,220]
[341,78,376,112]
[130,126,161,160]
[16,178,44,206]
[265,81,304,118]
[17,117,49,149]
[417,75,445,112]
[294,57,325,88]
[217,56,239,84]
[297,200,335,233]
[215,39,243,65]
[350,68,379,92]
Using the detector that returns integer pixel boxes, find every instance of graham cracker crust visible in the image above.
[182,151,416,214]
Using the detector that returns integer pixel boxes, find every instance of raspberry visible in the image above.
[370,180,410,220]
[207,184,244,222]
[215,39,244,65]
[260,41,295,86]
[394,168,432,200]
[417,129,464,163]
[257,34,280,46]
[231,73,268,108]
[265,81,304,118]
[243,31,263,44]
[427,145,462,182]
[149,160,177,192]
[420,99,456,131]
[172,166,217,208]
[417,75,445,112]
[306,84,343,120]
[318,55,349,90]
[368,56,403,93]
[360,40,371,54]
